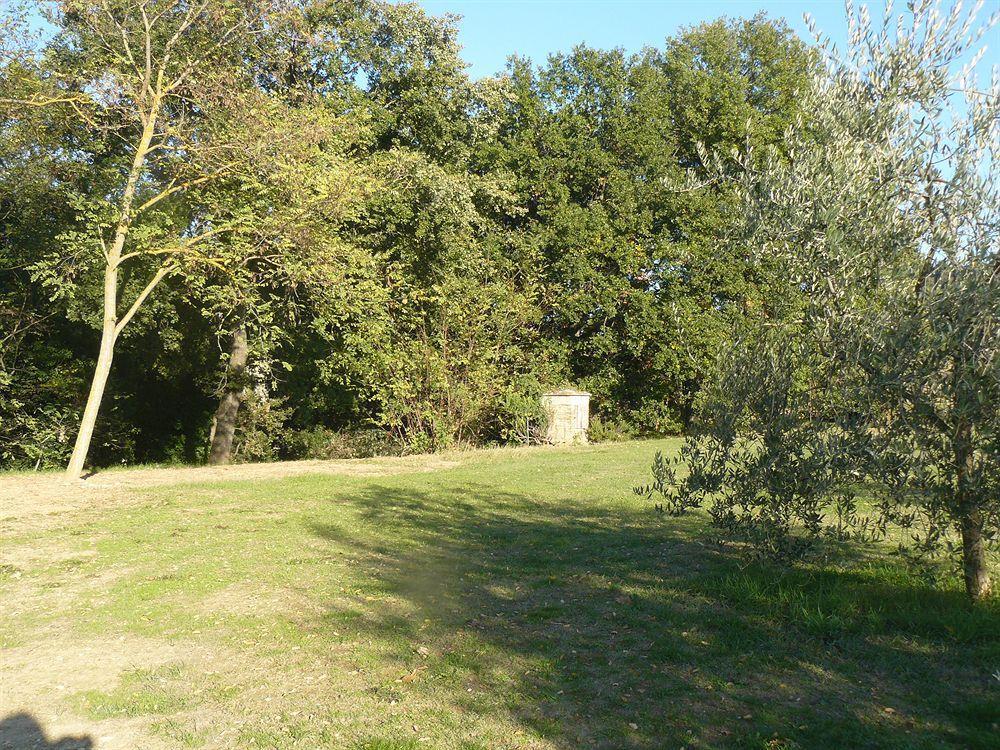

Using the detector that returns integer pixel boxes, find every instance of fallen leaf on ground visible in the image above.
[400,665,428,683]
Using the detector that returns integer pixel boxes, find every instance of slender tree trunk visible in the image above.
[65,97,160,480]
[208,324,248,465]
[65,265,118,479]
[956,422,992,601]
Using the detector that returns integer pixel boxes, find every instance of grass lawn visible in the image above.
[1,439,997,749]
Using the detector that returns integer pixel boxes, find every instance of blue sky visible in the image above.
[11,0,1000,78]
[418,0,999,78]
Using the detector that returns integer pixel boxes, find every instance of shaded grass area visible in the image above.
[1,440,998,749]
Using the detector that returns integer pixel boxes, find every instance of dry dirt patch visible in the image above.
[1,635,213,750]
[1,620,349,750]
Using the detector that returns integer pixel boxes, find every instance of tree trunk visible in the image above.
[208,324,248,465]
[960,504,992,601]
[65,281,117,479]
[956,422,992,601]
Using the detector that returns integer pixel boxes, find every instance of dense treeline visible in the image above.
[0,0,812,470]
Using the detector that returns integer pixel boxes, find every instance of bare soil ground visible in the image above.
[1,451,468,750]
[2,635,205,750]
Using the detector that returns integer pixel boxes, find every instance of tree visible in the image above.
[641,0,999,601]
[2,0,362,476]
[487,21,813,432]
[289,1,552,451]
[1,9,86,468]
[199,98,367,464]
[3,0,261,477]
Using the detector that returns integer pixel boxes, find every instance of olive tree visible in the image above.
[640,0,999,600]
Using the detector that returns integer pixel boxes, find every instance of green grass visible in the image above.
[2,439,998,749]
[75,664,192,719]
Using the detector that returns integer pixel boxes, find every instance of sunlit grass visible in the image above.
[2,439,997,749]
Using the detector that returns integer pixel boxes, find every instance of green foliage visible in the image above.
[641,1,999,600]
[285,425,403,460]
[230,391,295,464]
[1,0,815,467]
[585,415,637,444]
[486,19,812,431]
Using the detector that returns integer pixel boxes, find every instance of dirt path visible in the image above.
[0,454,461,531]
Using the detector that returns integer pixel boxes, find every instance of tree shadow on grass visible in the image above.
[308,482,999,749]
[0,713,93,750]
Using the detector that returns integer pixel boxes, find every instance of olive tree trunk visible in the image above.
[208,324,248,465]
[960,504,992,601]
[956,423,992,601]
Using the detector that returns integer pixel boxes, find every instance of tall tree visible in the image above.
[3,0,362,476]
[4,0,265,477]
[294,0,548,450]
[199,98,367,464]
[488,19,813,431]
[201,0,373,465]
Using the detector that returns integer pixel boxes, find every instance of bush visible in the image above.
[230,393,294,463]
[287,426,404,460]
[586,415,636,443]
[628,400,684,436]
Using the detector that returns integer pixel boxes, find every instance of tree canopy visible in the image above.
[1,0,815,470]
